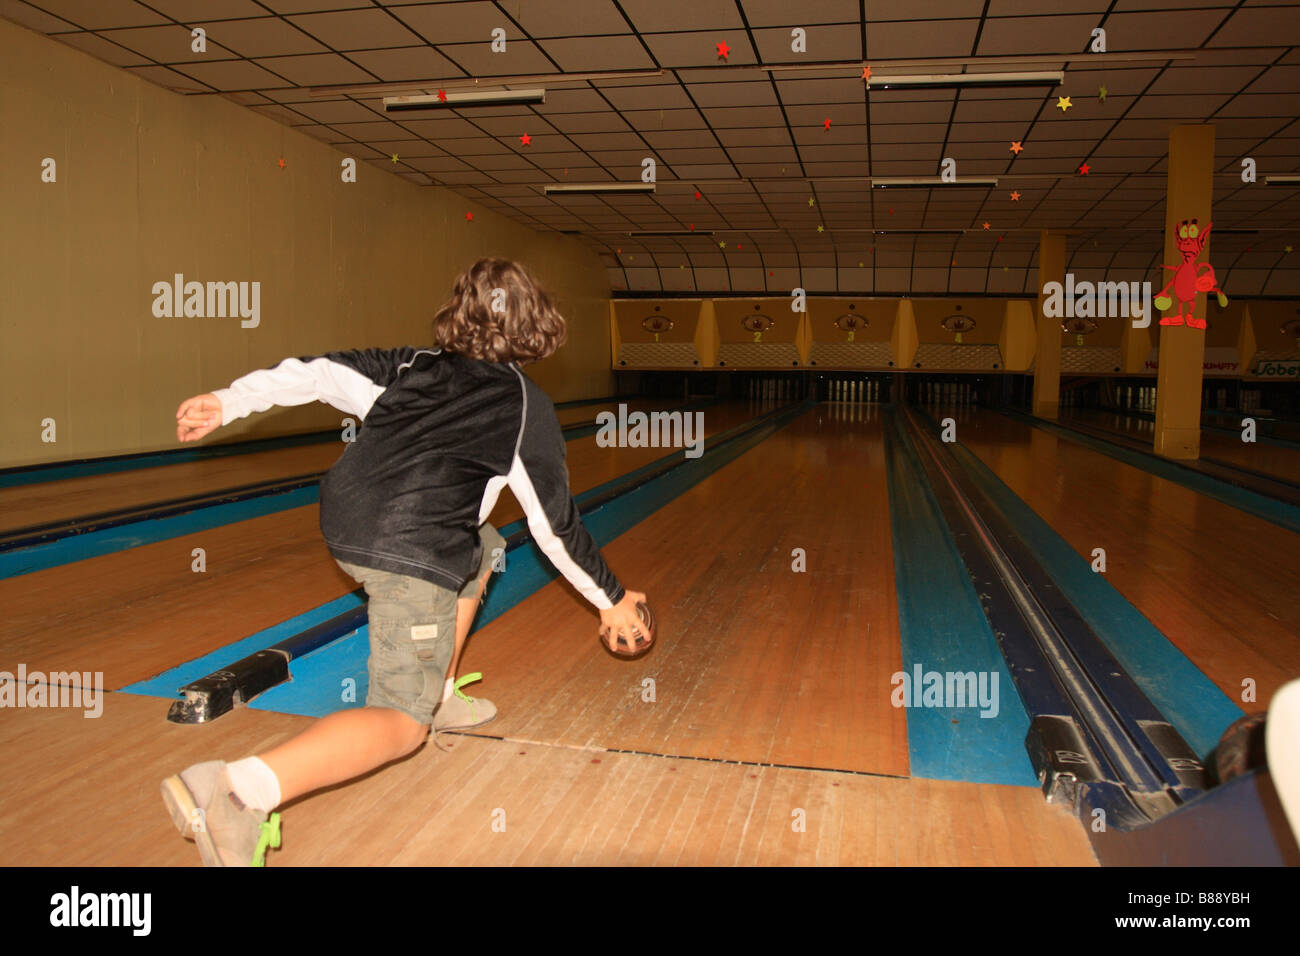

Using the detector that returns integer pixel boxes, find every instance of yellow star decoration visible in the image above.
[391,153,400,163]
[858,261,864,268]
[1098,85,1108,104]
[808,197,816,207]
[719,240,726,249]
[1003,266,1009,272]
[1286,245,1294,253]
[817,225,824,233]
[1056,96,1072,112]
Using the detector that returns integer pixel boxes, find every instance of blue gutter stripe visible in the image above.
[0,485,320,580]
[938,411,1244,759]
[883,409,1037,786]
[1002,409,1300,534]
[246,403,812,718]
[119,591,365,698]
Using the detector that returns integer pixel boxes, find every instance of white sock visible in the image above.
[226,756,282,813]
[442,678,455,703]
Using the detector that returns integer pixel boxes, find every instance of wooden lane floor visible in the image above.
[1059,408,1300,483]
[953,407,1300,711]
[458,404,906,775]
[0,397,688,535]
[0,401,764,691]
[0,691,1093,865]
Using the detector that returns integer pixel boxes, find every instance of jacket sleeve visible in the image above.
[212,347,418,426]
[506,399,626,610]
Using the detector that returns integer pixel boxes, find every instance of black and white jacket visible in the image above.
[214,347,625,609]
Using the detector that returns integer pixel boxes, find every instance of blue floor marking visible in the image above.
[947,413,1244,759]
[250,404,811,718]
[119,590,364,698]
[0,486,321,580]
[881,411,1037,786]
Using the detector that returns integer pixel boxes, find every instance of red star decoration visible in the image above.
[465,212,473,221]
[1078,162,1091,175]
[1010,141,1023,155]
[716,40,730,59]
[861,65,872,83]
[437,89,447,103]
[520,133,531,146]
[982,222,990,230]
[769,270,774,276]
[695,190,701,200]
[737,243,743,250]
[823,117,831,130]
[888,208,894,215]
[277,157,286,169]
[689,224,695,231]
[997,235,1004,242]
[1010,191,1021,201]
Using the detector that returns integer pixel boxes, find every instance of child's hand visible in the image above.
[176,393,223,442]
[599,590,649,653]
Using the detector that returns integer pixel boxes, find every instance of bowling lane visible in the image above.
[0,397,686,535]
[1060,408,1300,483]
[456,403,907,776]
[954,407,1300,711]
[0,401,761,690]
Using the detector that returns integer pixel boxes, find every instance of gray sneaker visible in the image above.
[161,761,281,867]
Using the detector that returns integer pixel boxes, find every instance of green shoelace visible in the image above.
[253,812,282,867]
[453,672,483,716]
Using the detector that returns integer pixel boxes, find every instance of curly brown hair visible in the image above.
[431,258,567,364]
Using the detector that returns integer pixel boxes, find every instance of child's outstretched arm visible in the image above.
[505,392,647,643]
[174,347,422,443]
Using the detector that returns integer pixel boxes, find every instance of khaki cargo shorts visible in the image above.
[335,523,506,725]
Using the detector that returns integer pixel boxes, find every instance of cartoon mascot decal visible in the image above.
[1154,218,1228,329]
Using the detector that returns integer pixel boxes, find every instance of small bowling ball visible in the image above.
[1212,713,1268,785]
[599,601,656,660]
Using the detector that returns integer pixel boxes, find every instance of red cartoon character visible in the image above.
[1154,218,1228,329]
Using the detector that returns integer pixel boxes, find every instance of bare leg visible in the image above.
[447,568,491,691]
[259,568,492,806]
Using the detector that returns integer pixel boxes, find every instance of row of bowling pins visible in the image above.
[748,378,795,402]
[828,379,879,403]
[1120,385,1158,411]
[920,382,976,405]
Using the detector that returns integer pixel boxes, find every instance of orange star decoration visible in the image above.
[1010,191,1021,201]
[1056,96,1072,112]
[1078,162,1091,175]
[520,133,531,146]
[437,89,447,103]
[823,117,831,130]
[716,40,730,59]
[1010,141,1024,155]
[861,65,872,83]
[982,222,990,229]
[277,157,286,169]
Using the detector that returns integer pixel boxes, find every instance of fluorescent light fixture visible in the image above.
[545,183,656,196]
[383,89,546,112]
[868,71,1062,91]
[874,229,965,236]
[1264,175,1300,186]
[628,230,714,237]
[871,178,998,189]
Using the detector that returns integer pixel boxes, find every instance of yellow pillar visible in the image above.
[1154,124,1214,459]
[1000,300,1036,371]
[1032,231,1066,418]
[892,298,918,370]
